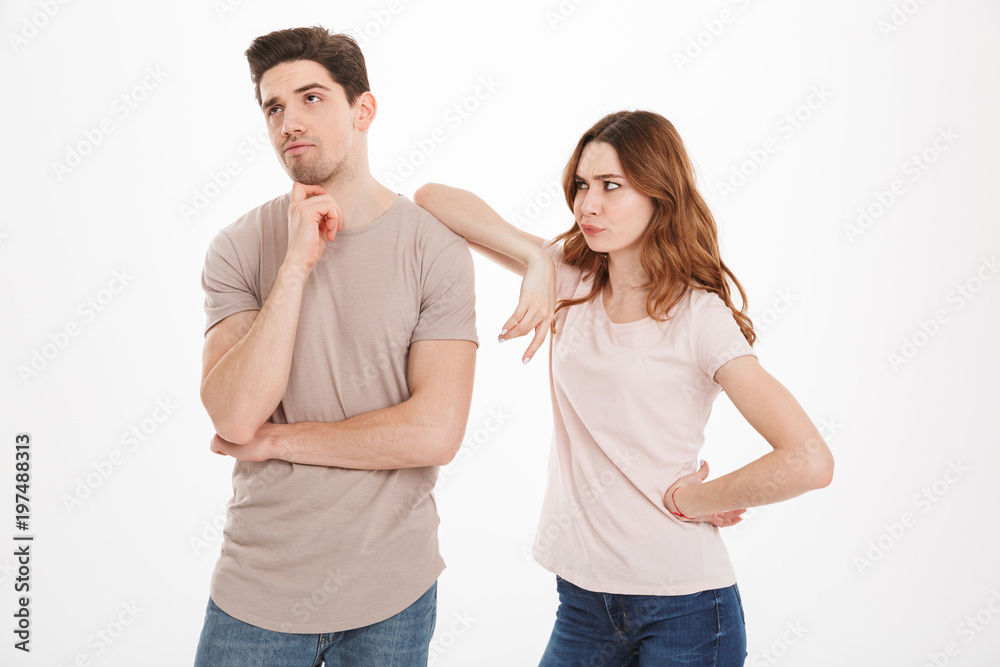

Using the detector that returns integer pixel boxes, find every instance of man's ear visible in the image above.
[354,91,377,131]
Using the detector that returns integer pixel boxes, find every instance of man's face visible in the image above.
[259,59,359,186]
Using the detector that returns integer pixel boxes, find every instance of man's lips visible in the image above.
[284,142,314,155]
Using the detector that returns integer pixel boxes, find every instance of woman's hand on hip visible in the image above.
[664,461,746,528]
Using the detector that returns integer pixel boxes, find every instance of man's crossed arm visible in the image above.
[206,325,476,468]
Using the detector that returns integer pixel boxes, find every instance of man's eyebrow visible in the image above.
[261,83,334,110]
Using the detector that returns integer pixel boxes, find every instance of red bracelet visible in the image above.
[670,487,694,520]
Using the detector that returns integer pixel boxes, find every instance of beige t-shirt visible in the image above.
[532,240,755,595]
[200,192,477,633]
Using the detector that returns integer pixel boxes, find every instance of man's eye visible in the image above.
[306,94,320,102]
[268,106,282,116]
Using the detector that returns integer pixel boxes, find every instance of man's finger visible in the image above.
[290,182,306,204]
[295,182,328,200]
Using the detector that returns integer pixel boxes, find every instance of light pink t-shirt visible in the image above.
[532,240,756,595]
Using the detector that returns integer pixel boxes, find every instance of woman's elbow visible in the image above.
[805,440,835,490]
[413,183,443,210]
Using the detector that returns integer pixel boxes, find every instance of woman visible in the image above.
[415,110,833,666]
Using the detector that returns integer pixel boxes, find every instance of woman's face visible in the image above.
[572,141,656,257]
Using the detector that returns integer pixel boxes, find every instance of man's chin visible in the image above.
[284,167,331,187]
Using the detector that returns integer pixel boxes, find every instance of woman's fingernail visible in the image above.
[522,356,531,365]
[700,459,706,467]
[501,329,508,335]
[498,337,506,343]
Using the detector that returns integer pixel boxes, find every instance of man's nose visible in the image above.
[282,106,306,136]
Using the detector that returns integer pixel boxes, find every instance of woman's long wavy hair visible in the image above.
[553,110,756,345]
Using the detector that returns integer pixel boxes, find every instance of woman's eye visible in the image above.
[605,182,620,190]
[575,180,589,190]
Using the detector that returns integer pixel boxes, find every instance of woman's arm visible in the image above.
[414,183,556,361]
[663,356,834,522]
[414,183,546,276]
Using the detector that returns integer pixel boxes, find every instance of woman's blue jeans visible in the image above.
[539,576,747,666]
[193,582,436,667]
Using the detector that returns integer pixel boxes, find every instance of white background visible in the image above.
[2,0,999,665]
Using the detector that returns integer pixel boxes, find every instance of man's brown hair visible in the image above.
[245,26,370,107]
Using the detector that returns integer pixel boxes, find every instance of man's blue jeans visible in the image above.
[193,582,437,667]
[538,576,747,666]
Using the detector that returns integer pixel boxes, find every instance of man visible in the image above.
[193,26,478,667]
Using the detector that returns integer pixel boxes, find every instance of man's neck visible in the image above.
[318,174,399,231]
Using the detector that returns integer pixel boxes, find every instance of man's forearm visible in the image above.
[258,401,462,470]
[202,263,309,443]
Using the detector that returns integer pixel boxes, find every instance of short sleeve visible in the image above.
[410,238,478,346]
[201,230,261,335]
[689,290,756,381]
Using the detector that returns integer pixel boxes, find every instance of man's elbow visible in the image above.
[811,451,835,489]
[212,422,259,447]
[427,422,465,467]
[201,387,258,445]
